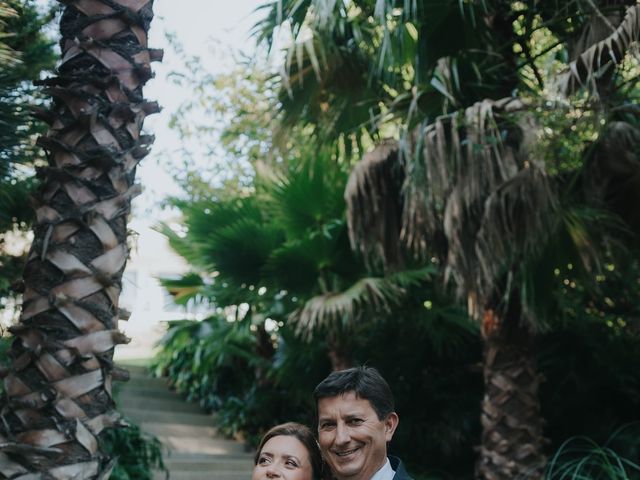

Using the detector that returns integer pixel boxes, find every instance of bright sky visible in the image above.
[138,0,265,216]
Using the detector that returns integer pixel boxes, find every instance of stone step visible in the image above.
[162,454,253,471]
[156,435,247,456]
[117,393,203,414]
[163,452,253,462]
[116,384,187,399]
[120,375,172,390]
[139,422,248,455]
[116,365,254,479]
[121,365,151,376]
[141,422,220,440]
[123,407,217,426]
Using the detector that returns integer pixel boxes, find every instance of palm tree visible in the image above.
[257,1,640,478]
[160,153,431,371]
[0,0,160,476]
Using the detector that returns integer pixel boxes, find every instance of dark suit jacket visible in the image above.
[389,455,413,480]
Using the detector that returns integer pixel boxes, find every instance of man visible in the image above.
[314,366,412,480]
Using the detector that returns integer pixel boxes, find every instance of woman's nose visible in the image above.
[266,466,282,478]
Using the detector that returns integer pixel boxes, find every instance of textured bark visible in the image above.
[476,309,547,480]
[326,334,353,372]
[0,0,160,477]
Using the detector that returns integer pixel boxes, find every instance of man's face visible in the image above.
[317,391,398,480]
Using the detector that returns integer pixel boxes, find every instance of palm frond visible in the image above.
[264,238,325,294]
[345,139,405,270]
[260,152,347,238]
[159,272,207,305]
[156,222,205,269]
[207,218,284,286]
[402,97,528,263]
[160,197,285,286]
[558,4,640,95]
[471,167,558,310]
[0,2,19,67]
[290,266,434,338]
[345,97,550,311]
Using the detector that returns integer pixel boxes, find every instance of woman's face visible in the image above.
[252,435,314,480]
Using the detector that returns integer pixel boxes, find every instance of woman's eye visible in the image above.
[258,457,270,465]
[286,460,299,468]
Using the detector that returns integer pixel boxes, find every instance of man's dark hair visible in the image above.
[313,366,395,420]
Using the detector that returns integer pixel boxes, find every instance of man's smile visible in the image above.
[333,446,361,458]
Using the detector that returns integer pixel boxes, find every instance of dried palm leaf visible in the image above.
[472,167,558,311]
[402,97,526,258]
[402,97,560,317]
[344,139,404,270]
[0,1,19,66]
[558,4,640,95]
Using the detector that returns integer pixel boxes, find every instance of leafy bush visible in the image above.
[546,425,640,480]
[102,422,167,480]
[151,314,330,446]
[152,302,640,479]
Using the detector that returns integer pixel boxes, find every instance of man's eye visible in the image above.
[349,418,364,425]
[320,422,335,430]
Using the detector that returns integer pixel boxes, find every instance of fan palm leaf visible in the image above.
[290,266,434,338]
[260,151,348,237]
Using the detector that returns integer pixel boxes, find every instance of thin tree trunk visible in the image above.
[476,309,547,480]
[0,1,160,477]
[327,333,353,371]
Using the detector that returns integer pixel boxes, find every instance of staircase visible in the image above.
[117,366,254,479]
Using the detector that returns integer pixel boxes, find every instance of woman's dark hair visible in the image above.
[254,422,324,479]
[313,366,395,420]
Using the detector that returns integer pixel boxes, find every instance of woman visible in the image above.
[253,422,326,480]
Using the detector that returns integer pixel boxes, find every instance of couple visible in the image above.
[252,366,412,480]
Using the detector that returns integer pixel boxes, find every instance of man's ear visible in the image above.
[384,412,399,442]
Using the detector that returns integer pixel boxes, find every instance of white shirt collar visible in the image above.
[370,458,395,480]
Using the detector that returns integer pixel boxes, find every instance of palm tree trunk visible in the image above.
[476,309,547,480]
[327,333,353,371]
[0,1,159,477]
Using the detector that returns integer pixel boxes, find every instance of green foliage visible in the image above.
[546,426,640,480]
[349,298,483,478]
[0,0,56,301]
[539,262,640,446]
[0,1,19,66]
[151,315,264,410]
[151,314,330,446]
[155,4,640,476]
[101,422,167,480]
[152,280,640,479]
[0,0,55,169]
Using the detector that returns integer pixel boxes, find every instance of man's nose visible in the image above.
[335,422,351,445]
